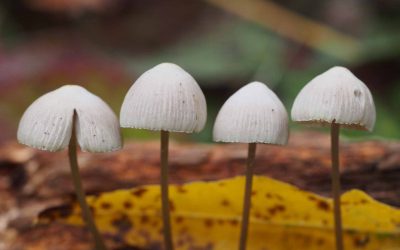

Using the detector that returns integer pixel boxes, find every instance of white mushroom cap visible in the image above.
[291,66,376,131]
[17,85,122,152]
[120,63,207,133]
[213,81,289,145]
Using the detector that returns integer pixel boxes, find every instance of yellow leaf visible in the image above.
[39,176,400,250]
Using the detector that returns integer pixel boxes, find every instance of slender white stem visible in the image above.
[161,130,174,250]
[239,143,257,250]
[331,123,344,250]
[69,112,107,250]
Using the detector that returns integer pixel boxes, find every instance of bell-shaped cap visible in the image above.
[213,81,289,145]
[291,66,376,131]
[120,63,207,133]
[17,85,122,152]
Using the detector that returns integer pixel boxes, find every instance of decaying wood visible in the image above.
[0,132,399,249]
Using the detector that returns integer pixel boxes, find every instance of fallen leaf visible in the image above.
[39,176,400,250]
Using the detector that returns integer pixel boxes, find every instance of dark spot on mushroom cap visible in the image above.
[100,202,112,210]
[354,89,362,97]
[131,188,148,197]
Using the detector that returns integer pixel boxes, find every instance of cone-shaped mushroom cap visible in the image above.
[17,85,122,152]
[291,66,376,131]
[213,81,289,144]
[120,63,207,133]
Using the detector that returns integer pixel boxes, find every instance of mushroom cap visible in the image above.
[17,85,122,152]
[120,63,207,133]
[213,81,289,145]
[291,66,376,131]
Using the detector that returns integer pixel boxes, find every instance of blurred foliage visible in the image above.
[0,0,399,143]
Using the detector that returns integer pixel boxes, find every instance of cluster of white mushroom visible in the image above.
[17,64,375,250]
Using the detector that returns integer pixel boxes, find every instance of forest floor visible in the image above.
[1,131,399,250]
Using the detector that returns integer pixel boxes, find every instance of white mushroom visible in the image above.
[120,63,207,250]
[18,85,121,152]
[18,85,121,250]
[291,66,376,131]
[213,81,289,144]
[213,81,289,250]
[291,66,376,250]
[120,62,207,133]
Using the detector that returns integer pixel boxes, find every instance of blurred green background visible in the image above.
[0,0,399,143]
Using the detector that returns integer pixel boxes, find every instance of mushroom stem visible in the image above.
[161,130,174,250]
[68,112,107,250]
[331,123,344,250]
[239,143,257,250]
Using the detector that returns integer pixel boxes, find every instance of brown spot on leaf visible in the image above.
[112,216,132,234]
[317,200,330,211]
[308,195,317,201]
[204,219,214,228]
[316,238,325,246]
[176,185,187,193]
[169,200,175,212]
[268,205,286,215]
[38,205,73,222]
[275,194,283,201]
[353,235,370,247]
[175,216,184,224]
[131,188,148,197]
[123,201,133,209]
[221,199,230,206]
[100,202,112,210]
[140,215,149,224]
[251,191,257,196]
[229,220,238,226]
